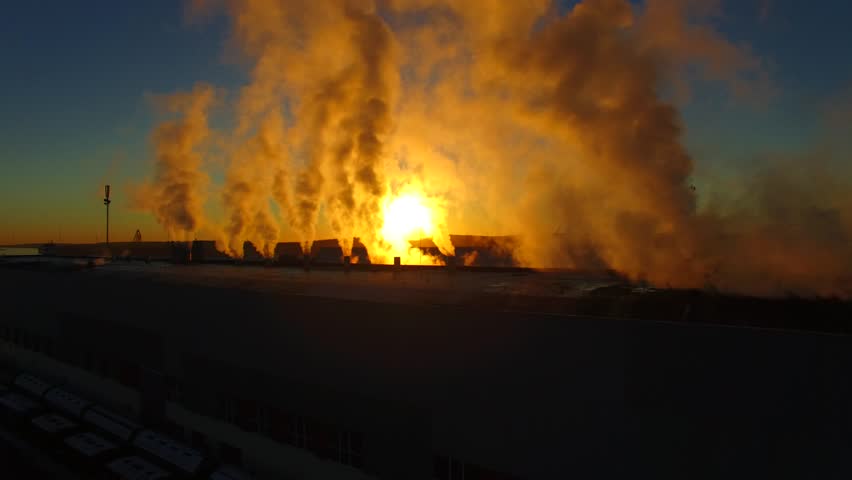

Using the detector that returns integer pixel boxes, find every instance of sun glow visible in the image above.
[381,194,435,248]
[372,183,455,264]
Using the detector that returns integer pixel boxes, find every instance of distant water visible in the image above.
[0,247,40,256]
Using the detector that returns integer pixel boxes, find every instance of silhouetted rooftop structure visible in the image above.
[308,238,370,264]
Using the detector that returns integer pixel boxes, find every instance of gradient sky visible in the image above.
[1,0,851,244]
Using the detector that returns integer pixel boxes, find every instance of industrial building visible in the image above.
[36,235,521,268]
[2,258,852,478]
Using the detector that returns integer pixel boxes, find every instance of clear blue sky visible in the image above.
[1,0,851,243]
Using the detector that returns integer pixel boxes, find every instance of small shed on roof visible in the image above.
[449,234,519,267]
[274,242,303,263]
[310,238,342,262]
[241,241,264,260]
[308,238,370,263]
[405,235,521,266]
[407,238,442,258]
[351,238,370,263]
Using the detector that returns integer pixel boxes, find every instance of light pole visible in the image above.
[103,185,111,245]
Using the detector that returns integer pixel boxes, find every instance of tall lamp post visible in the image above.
[104,185,111,245]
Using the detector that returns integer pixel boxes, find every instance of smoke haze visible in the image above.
[134,83,215,241]
[136,0,851,297]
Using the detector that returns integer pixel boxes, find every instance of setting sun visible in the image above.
[381,194,434,247]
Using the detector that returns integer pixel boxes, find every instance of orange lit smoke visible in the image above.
[135,0,852,297]
[133,83,215,241]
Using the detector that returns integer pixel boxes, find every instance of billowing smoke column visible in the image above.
[137,0,852,297]
[211,0,402,260]
[135,83,215,241]
[215,0,305,257]
[322,4,398,258]
[386,0,852,297]
[221,111,286,257]
[388,0,710,279]
[507,0,706,284]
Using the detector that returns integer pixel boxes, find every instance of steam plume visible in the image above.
[221,111,286,257]
[321,2,398,258]
[137,0,852,297]
[216,0,399,258]
[135,83,215,240]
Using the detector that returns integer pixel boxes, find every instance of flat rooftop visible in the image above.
[0,253,623,303]
[3,256,851,334]
[94,262,620,304]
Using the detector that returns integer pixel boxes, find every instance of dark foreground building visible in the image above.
[1,261,852,479]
